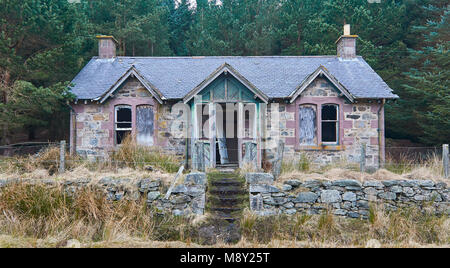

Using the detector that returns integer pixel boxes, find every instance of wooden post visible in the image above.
[59,140,66,174]
[360,143,366,173]
[272,139,285,180]
[199,142,205,172]
[443,144,449,179]
[164,165,184,200]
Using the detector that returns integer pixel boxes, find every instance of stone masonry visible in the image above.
[264,77,382,168]
[72,77,186,159]
[247,173,449,218]
[0,172,207,216]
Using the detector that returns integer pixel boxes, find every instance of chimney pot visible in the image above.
[96,35,118,59]
[336,25,358,59]
[344,24,351,35]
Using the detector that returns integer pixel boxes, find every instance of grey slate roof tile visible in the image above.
[70,56,398,100]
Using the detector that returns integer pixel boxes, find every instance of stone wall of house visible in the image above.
[72,77,187,159]
[73,102,111,158]
[263,77,382,169]
[247,173,449,218]
[156,101,188,156]
[0,172,206,216]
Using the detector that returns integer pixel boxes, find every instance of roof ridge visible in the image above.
[91,55,352,60]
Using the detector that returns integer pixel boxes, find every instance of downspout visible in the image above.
[66,102,76,156]
[377,99,385,168]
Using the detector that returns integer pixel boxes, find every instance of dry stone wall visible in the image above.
[0,173,206,216]
[247,173,449,218]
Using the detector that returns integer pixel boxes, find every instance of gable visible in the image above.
[196,73,259,103]
[289,65,354,103]
[114,77,154,99]
[300,77,341,98]
[98,66,163,104]
[183,63,268,103]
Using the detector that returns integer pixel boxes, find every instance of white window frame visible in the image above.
[115,105,132,144]
[321,104,339,145]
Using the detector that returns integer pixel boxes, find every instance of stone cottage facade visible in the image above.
[69,26,398,170]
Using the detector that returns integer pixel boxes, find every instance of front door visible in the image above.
[191,73,262,170]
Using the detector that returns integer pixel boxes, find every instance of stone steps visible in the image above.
[210,180,243,187]
[209,185,246,195]
[207,173,247,225]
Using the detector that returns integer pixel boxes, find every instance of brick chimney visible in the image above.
[96,35,118,59]
[336,24,358,59]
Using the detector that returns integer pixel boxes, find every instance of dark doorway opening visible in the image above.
[216,103,239,166]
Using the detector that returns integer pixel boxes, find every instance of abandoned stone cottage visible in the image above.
[69,25,398,170]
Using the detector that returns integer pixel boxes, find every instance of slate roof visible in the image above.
[69,56,398,101]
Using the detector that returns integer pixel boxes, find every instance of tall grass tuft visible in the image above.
[0,183,195,243]
[110,135,181,173]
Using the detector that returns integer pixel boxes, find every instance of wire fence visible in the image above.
[0,142,60,157]
[0,141,448,177]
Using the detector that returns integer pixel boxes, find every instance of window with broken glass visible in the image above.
[115,105,132,144]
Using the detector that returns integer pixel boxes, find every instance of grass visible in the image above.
[0,135,181,176]
[276,150,446,184]
[0,183,197,244]
[110,135,181,173]
[0,183,448,248]
[239,206,449,247]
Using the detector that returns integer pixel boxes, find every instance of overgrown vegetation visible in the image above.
[0,183,196,244]
[279,151,445,180]
[110,135,181,173]
[0,183,447,248]
[0,136,181,175]
[240,207,449,247]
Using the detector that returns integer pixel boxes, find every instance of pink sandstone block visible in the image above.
[73,104,84,113]
[343,120,353,129]
[286,120,296,128]
[286,104,296,113]
[370,137,379,145]
[371,120,378,128]
[371,104,381,113]
[343,137,354,145]
[343,104,353,112]
[285,137,297,146]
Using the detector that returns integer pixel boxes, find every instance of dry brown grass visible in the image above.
[0,185,448,248]
[239,206,449,248]
[110,135,181,173]
[277,151,446,185]
[0,183,196,246]
[0,136,182,181]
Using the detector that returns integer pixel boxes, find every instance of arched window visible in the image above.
[299,104,317,145]
[115,105,132,144]
[321,104,339,144]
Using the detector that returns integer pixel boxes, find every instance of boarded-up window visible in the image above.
[321,104,339,143]
[299,105,317,145]
[115,105,132,144]
[136,105,154,146]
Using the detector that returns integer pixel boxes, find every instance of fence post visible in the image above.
[360,143,366,173]
[59,140,66,174]
[272,139,285,180]
[443,144,449,179]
